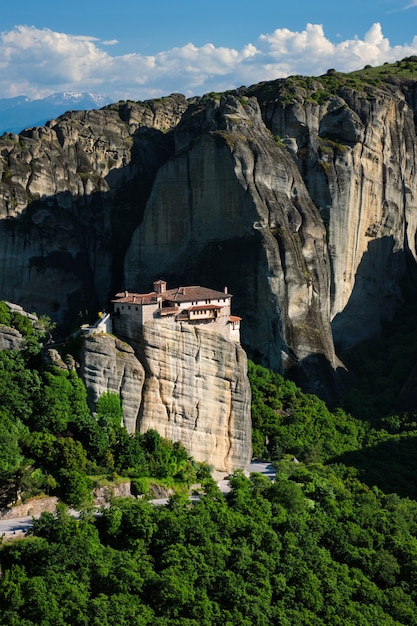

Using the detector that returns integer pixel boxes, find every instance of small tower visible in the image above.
[153,279,167,295]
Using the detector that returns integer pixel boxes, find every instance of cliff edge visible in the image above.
[80,323,252,473]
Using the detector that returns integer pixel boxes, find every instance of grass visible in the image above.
[212,129,247,148]
[247,56,417,107]
[91,474,131,488]
[318,137,349,154]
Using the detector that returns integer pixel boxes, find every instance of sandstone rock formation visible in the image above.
[0,326,23,351]
[1,64,417,398]
[79,325,252,473]
[79,333,145,434]
[124,94,340,397]
[0,301,40,350]
[250,75,417,349]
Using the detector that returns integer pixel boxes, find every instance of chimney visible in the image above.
[125,290,128,297]
[224,286,228,294]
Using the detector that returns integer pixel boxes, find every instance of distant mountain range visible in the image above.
[0,92,113,134]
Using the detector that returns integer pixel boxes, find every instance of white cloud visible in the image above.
[0,23,417,101]
[257,22,417,76]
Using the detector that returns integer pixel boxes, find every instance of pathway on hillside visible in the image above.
[0,461,277,539]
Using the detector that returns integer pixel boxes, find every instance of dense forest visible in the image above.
[1,301,417,624]
[0,303,210,509]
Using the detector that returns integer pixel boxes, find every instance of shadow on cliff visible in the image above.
[153,236,351,407]
[0,126,175,335]
[287,352,351,408]
[330,434,417,499]
[289,238,417,407]
[331,236,416,352]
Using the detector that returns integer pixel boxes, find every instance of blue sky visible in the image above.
[2,0,417,102]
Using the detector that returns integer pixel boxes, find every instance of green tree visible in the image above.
[57,469,92,508]
[96,391,123,433]
[0,410,24,474]
[10,311,33,338]
[113,429,147,474]
[0,301,11,326]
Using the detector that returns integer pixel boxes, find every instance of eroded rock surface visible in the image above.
[79,325,252,473]
[79,333,145,433]
[136,321,252,473]
[0,95,187,329]
[0,326,23,351]
[1,72,417,396]
[253,79,417,348]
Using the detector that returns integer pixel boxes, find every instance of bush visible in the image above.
[0,301,11,326]
[131,477,150,496]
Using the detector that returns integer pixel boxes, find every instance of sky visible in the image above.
[2,0,417,102]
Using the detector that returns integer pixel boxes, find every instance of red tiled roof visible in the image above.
[229,315,242,322]
[158,306,180,316]
[188,304,222,312]
[162,286,232,303]
[112,284,232,306]
[112,291,157,305]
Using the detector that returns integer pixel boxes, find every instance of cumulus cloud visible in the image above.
[0,23,417,101]
[257,23,417,77]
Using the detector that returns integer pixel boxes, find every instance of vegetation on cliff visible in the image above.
[247,56,417,106]
[0,308,207,509]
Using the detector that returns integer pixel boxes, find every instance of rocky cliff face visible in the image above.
[79,333,145,434]
[0,95,187,328]
[124,95,338,388]
[1,65,417,397]
[0,326,23,351]
[79,326,252,473]
[250,75,417,349]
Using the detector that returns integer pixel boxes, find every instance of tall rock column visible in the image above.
[261,85,417,348]
[79,322,252,473]
[79,333,145,433]
[135,321,252,473]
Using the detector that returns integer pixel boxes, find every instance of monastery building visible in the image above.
[111,279,241,342]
